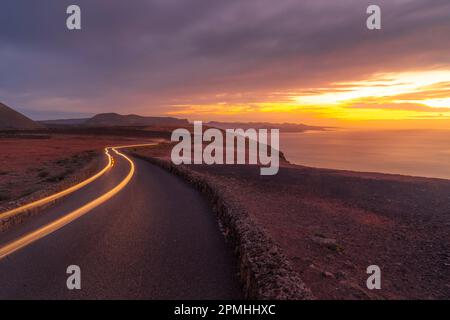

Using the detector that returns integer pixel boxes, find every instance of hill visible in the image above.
[0,103,44,130]
[85,113,189,127]
[39,118,90,126]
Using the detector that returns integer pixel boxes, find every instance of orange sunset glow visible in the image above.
[168,69,450,128]
[3,0,450,131]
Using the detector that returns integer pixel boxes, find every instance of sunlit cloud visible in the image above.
[402,98,450,108]
[292,70,450,108]
[168,103,260,116]
[170,69,450,122]
[2,0,450,128]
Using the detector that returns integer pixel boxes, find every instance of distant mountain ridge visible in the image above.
[85,113,189,127]
[39,113,189,128]
[206,121,325,133]
[36,110,324,133]
[0,102,44,130]
[39,118,90,126]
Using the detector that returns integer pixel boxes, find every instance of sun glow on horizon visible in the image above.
[167,69,450,127]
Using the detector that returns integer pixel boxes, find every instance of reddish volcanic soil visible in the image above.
[1,134,449,299]
[134,143,450,300]
[0,134,150,208]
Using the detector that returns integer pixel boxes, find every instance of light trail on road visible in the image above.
[0,148,113,221]
[0,143,155,260]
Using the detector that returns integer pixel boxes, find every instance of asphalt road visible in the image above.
[0,149,241,299]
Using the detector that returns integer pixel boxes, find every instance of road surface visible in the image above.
[0,147,241,299]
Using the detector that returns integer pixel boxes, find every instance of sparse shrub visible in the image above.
[45,169,74,182]
[38,171,50,178]
[0,190,11,201]
[26,167,39,173]
[314,233,327,238]
[328,243,345,253]
[311,234,345,253]
[21,188,37,197]
[45,174,64,182]
[55,158,69,166]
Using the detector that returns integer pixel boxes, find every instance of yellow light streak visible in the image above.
[0,143,155,260]
[0,148,113,221]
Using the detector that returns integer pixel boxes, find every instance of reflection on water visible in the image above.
[281,129,450,180]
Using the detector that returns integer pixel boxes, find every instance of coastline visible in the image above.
[280,129,450,180]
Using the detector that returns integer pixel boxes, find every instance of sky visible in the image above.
[0,0,449,128]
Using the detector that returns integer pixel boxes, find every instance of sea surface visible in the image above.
[280,129,450,180]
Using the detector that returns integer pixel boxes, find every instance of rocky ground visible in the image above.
[2,134,449,299]
[133,142,450,300]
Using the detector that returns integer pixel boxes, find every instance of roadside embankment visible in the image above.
[129,144,313,300]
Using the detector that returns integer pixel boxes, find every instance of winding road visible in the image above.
[0,145,241,299]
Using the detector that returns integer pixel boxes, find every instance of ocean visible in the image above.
[280,129,450,180]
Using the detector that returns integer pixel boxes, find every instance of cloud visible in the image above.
[0,0,449,121]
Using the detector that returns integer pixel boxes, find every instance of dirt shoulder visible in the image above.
[132,142,450,300]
